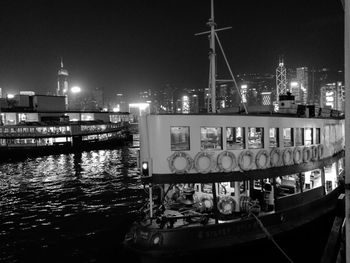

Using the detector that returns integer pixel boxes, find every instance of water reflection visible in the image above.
[0,146,144,262]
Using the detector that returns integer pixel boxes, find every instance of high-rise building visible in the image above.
[57,58,69,96]
[296,67,308,104]
[320,81,345,111]
[116,93,127,112]
[276,57,287,102]
[92,87,104,110]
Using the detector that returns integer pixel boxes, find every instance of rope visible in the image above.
[248,208,294,263]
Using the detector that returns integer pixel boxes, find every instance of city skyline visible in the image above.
[0,0,344,100]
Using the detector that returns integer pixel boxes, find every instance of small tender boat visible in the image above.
[123,1,345,261]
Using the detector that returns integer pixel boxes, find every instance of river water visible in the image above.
[0,144,145,262]
[0,142,336,263]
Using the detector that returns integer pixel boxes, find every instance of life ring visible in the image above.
[318,144,324,159]
[217,151,236,172]
[270,148,282,167]
[282,148,294,166]
[199,195,213,212]
[293,147,303,164]
[238,150,255,171]
[302,147,312,163]
[255,149,270,169]
[167,151,193,174]
[217,196,236,215]
[194,152,215,174]
[311,145,319,161]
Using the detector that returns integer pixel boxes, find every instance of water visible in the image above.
[0,145,145,263]
[0,143,335,263]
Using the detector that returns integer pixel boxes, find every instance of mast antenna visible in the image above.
[195,0,248,114]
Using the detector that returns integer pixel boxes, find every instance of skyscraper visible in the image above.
[296,67,309,104]
[57,58,69,96]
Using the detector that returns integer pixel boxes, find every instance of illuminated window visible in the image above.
[248,127,264,149]
[226,127,245,150]
[269,128,279,147]
[170,126,190,151]
[316,128,321,144]
[283,128,294,147]
[305,128,313,145]
[200,127,222,150]
[295,128,304,146]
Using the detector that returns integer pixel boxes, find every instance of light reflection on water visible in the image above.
[0,146,144,262]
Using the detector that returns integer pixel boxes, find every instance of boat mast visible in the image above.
[196,0,248,114]
[209,0,216,113]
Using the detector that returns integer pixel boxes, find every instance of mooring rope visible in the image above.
[249,210,294,263]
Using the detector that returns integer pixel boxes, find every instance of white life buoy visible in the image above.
[293,147,303,164]
[217,151,236,172]
[255,149,270,169]
[282,148,294,166]
[311,145,319,161]
[238,150,255,171]
[167,151,193,174]
[194,151,215,174]
[199,195,213,212]
[217,196,236,215]
[302,147,312,163]
[318,144,324,159]
[270,148,282,167]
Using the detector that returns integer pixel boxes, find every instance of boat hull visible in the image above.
[124,186,342,261]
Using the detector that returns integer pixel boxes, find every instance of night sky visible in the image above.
[0,0,344,101]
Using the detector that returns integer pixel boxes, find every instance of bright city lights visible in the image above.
[71,86,81,93]
[290,82,299,87]
[129,103,150,111]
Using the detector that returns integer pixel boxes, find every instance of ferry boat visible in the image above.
[123,1,345,261]
[0,94,132,159]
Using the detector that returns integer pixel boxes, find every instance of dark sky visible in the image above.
[0,0,344,101]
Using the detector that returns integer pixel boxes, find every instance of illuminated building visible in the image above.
[276,57,287,102]
[296,67,309,104]
[92,87,104,110]
[240,84,247,103]
[116,93,127,112]
[320,82,345,111]
[289,81,302,103]
[57,58,69,96]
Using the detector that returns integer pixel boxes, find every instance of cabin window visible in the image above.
[305,128,313,145]
[294,128,304,146]
[316,128,321,144]
[226,127,245,150]
[248,127,264,149]
[269,128,279,147]
[170,126,190,151]
[283,128,294,147]
[200,127,222,150]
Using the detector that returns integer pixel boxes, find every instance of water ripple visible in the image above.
[0,146,144,262]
